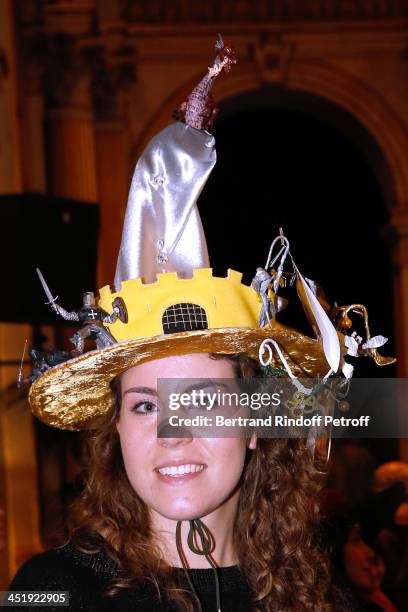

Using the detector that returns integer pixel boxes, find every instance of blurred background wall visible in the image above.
[1,0,408,586]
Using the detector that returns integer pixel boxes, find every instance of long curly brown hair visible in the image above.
[69,354,337,611]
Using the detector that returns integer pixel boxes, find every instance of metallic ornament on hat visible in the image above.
[332,303,395,367]
[174,33,237,132]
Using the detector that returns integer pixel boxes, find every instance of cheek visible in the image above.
[209,437,247,457]
[116,420,153,485]
[206,439,247,483]
[118,433,139,478]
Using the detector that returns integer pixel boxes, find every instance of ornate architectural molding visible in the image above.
[18,30,137,117]
[21,33,82,106]
[83,43,137,121]
[122,1,408,24]
[251,34,294,84]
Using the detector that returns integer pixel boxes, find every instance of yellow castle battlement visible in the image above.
[98,268,266,342]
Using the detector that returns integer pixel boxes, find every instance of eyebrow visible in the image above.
[122,386,157,397]
[180,380,237,394]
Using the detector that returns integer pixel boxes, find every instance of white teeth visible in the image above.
[158,464,204,476]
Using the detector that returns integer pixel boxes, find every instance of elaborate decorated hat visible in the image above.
[28,36,394,430]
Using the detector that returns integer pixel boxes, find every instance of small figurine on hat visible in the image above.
[53,291,124,355]
[27,347,70,382]
[36,268,127,355]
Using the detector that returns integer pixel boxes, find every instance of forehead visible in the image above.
[121,353,236,387]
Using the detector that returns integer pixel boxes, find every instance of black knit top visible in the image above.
[7,542,252,611]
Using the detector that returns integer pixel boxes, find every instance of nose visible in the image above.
[157,422,193,447]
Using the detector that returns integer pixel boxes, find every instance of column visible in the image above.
[90,41,137,286]
[0,0,23,193]
[47,71,98,202]
[95,121,129,287]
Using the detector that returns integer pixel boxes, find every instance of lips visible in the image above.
[154,459,207,483]
[158,464,204,476]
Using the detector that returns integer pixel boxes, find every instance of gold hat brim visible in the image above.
[29,326,330,430]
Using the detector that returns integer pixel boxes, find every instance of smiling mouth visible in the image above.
[158,464,205,477]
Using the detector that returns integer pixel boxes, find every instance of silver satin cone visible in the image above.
[114,122,216,290]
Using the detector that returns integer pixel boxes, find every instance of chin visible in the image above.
[155,501,216,522]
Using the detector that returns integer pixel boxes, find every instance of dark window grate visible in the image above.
[162,303,208,334]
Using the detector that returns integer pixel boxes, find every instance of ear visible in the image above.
[115,417,121,434]
[248,433,257,450]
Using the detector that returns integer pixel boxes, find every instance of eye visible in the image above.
[131,401,158,415]
[198,398,220,410]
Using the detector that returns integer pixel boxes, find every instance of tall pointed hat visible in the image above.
[29,36,394,430]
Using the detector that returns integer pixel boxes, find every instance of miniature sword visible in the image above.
[17,338,28,388]
[36,268,58,311]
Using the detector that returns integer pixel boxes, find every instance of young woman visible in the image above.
[10,352,339,611]
[9,35,391,611]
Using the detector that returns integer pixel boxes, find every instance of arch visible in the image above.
[287,60,408,213]
[134,59,408,214]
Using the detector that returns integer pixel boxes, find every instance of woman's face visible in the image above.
[343,524,376,593]
[116,353,255,523]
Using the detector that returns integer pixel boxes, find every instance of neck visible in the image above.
[151,488,240,569]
